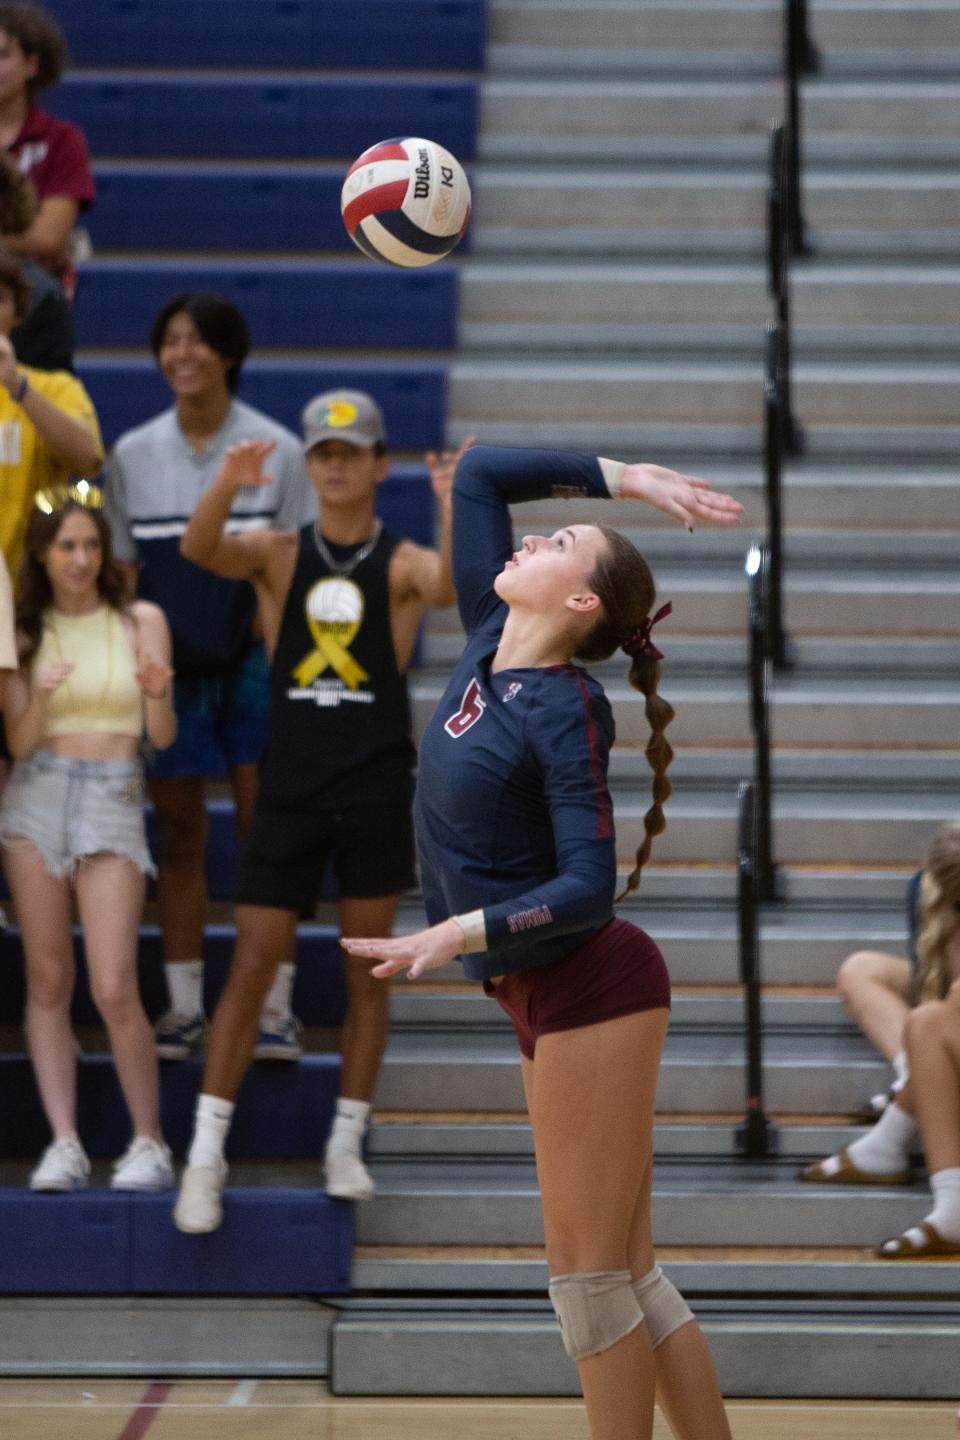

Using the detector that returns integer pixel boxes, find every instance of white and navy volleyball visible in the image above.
[340,136,471,268]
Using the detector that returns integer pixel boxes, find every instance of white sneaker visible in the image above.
[111,1137,175,1191]
[324,1148,375,1201]
[29,1137,91,1192]
[155,1010,206,1061]
[173,1160,228,1234]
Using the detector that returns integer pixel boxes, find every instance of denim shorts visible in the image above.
[144,642,271,781]
[0,750,155,879]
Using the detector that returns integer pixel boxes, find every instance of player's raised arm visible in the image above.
[451,445,742,637]
[180,440,281,580]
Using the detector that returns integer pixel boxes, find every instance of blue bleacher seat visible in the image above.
[77,357,447,449]
[0,923,349,1029]
[74,260,458,350]
[0,1191,352,1293]
[47,0,486,72]
[0,1054,341,1159]
[51,74,479,160]
[89,162,473,254]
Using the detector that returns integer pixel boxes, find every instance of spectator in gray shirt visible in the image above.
[103,293,316,1064]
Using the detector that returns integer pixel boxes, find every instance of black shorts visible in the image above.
[236,794,417,911]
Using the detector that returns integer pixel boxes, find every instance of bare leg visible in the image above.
[75,854,162,1140]
[149,775,208,963]
[228,762,258,842]
[202,904,298,1099]
[338,895,398,1101]
[528,1010,669,1440]
[905,998,960,1173]
[3,842,76,1138]
[837,951,912,1063]
[621,1152,732,1440]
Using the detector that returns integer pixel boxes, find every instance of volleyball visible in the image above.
[340,136,471,268]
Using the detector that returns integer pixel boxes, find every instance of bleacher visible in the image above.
[0,0,484,1305]
[5,0,960,1404]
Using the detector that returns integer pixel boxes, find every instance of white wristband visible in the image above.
[454,909,487,953]
[597,457,627,498]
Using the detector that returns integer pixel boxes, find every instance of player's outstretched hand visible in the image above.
[341,917,466,980]
[621,463,743,531]
[426,435,476,505]
[216,439,278,494]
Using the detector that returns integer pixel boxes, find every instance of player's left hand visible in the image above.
[425,435,476,505]
[622,463,743,531]
[341,917,466,980]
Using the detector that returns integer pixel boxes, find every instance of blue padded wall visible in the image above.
[0,1054,341,1159]
[51,75,479,160]
[0,1191,352,1294]
[78,358,446,449]
[46,0,486,71]
[74,260,458,350]
[89,163,473,254]
[0,924,348,1029]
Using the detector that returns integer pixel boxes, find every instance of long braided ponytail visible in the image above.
[573,526,675,899]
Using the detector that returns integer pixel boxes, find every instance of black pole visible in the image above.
[735,781,776,1158]
[763,326,790,669]
[784,1,812,257]
[747,548,776,899]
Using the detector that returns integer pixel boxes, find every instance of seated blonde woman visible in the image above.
[800,823,960,1258]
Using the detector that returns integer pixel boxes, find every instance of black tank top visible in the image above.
[257,521,415,808]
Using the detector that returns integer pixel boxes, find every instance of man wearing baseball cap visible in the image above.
[171,385,472,1231]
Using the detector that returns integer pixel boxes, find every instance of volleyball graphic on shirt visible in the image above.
[295,578,368,689]
[340,136,471,268]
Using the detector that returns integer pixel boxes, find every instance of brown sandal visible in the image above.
[876,1220,960,1260]
[797,1148,912,1187]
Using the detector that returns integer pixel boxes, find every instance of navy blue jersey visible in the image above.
[415,445,623,982]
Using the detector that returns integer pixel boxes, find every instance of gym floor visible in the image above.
[0,1382,954,1438]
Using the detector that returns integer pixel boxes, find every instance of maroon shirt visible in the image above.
[8,103,95,207]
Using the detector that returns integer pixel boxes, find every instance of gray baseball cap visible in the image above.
[302,389,386,453]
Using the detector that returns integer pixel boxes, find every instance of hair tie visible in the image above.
[622,602,672,661]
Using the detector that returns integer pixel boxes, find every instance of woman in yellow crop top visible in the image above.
[0,485,177,1194]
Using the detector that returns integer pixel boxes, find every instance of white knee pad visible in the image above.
[548,1269,644,1361]
[632,1265,694,1348]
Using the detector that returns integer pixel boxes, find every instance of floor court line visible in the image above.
[114,1381,172,1440]
[227,1380,258,1407]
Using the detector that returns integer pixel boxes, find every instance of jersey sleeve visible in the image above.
[475,675,618,953]
[452,445,625,637]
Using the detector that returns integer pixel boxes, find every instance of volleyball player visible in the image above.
[342,444,740,1439]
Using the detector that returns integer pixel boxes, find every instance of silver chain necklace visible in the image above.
[312,518,382,576]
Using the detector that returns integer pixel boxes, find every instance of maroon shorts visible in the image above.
[483,917,671,1061]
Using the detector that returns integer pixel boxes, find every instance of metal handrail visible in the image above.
[784,0,818,255]
[763,324,790,669]
[745,545,776,900]
[767,125,799,456]
[735,781,777,1158]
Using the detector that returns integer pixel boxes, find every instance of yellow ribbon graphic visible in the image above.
[293,578,369,689]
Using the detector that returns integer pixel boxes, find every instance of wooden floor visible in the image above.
[0,1382,954,1438]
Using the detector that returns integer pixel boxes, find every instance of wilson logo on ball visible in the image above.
[341,136,471,269]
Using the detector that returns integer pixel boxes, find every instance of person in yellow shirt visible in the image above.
[0,248,102,583]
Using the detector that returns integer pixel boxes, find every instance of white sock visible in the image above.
[325,1098,370,1159]
[259,962,295,1027]
[840,1101,918,1175]
[165,961,203,1018]
[891,1050,909,1092]
[186,1093,234,1169]
[925,1167,960,1242]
